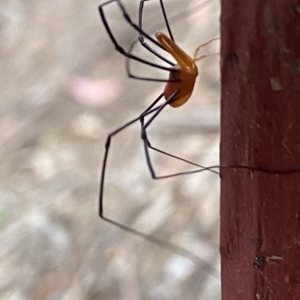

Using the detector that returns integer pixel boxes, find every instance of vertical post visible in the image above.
[220,0,300,299]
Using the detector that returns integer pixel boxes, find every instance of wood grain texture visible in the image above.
[220,0,300,299]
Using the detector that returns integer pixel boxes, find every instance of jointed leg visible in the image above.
[137,0,174,65]
[99,93,166,218]
[140,92,220,179]
[99,0,174,72]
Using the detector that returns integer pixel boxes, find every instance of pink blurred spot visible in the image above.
[66,76,122,107]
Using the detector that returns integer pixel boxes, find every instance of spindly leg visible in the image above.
[140,92,220,179]
[158,0,174,41]
[99,93,166,218]
[126,38,180,82]
[98,0,174,72]
[137,0,174,65]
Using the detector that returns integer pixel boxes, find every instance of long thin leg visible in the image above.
[146,145,219,175]
[99,0,174,73]
[141,92,220,179]
[126,39,180,82]
[99,92,221,273]
[139,98,219,175]
[100,84,300,214]
[99,91,218,217]
[99,93,165,218]
[137,0,174,65]
[141,104,300,178]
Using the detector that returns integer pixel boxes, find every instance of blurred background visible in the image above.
[0,0,220,299]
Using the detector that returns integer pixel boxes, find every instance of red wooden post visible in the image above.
[220,0,300,299]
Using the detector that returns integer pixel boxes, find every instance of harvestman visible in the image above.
[98,0,220,232]
[97,0,298,257]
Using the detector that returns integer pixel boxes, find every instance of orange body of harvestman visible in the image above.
[156,31,219,108]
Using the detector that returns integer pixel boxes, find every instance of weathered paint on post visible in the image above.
[220,0,300,299]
